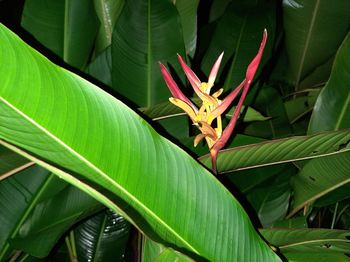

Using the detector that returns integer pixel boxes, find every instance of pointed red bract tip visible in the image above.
[246,30,267,82]
[208,52,224,87]
[159,62,196,109]
[177,54,201,89]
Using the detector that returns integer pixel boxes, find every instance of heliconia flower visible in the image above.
[159,30,267,174]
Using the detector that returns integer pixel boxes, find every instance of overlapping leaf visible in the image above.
[291,33,350,216]
[21,0,99,69]
[201,0,275,91]
[199,129,350,174]
[261,229,350,261]
[111,0,186,107]
[283,0,350,89]
[74,210,131,261]
[0,24,280,262]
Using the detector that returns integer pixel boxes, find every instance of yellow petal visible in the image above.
[169,97,198,122]
[212,88,223,98]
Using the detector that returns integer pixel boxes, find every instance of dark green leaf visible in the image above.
[283,0,350,89]
[244,87,292,139]
[247,171,292,227]
[21,0,99,69]
[291,33,350,216]
[93,0,124,53]
[261,229,350,257]
[111,0,186,107]
[201,0,275,91]
[74,209,131,262]
[174,0,199,57]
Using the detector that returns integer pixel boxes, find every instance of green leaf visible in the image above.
[261,229,350,261]
[201,0,275,91]
[284,90,319,124]
[0,24,280,261]
[0,163,99,259]
[272,217,307,229]
[291,33,350,216]
[0,166,50,261]
[282,0,350,89]
[314,183,350,207]
[290,151,350,217]
[174,0,199,57]
[309,33,350,133]
[244,87,292,139]
[199,129,350,174]
[142,237,194,262]
[93,0,124,53]
[21,0,99,69]
[74,209,131,262]
[0,145,31,181]
[228,164,286,194]
[86,46,112,86]
[247,171,292,227]
[111,0,186,107]
[11,181,100,258]
[208,0,232,22]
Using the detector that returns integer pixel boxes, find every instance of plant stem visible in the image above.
[331,202,339,229]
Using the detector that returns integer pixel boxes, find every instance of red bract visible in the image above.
[160,30,267,174]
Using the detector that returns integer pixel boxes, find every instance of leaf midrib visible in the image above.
[294,0,320,90]
[0,97,199,255]
[279,238,349,250]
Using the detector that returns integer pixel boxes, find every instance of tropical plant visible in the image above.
[0,0,349,261]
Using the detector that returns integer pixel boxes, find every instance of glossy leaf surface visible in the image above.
[93,0,124,53]
[74,209,131,262]
[0,24,280,262]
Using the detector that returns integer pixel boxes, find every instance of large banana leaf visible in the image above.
[291,33,350,216]
[21,0,99,69]
[111,0,186,107]
[199,129,350,174]
[261,229,350,261]
[282,0,350,89]
[0,24,280,261]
